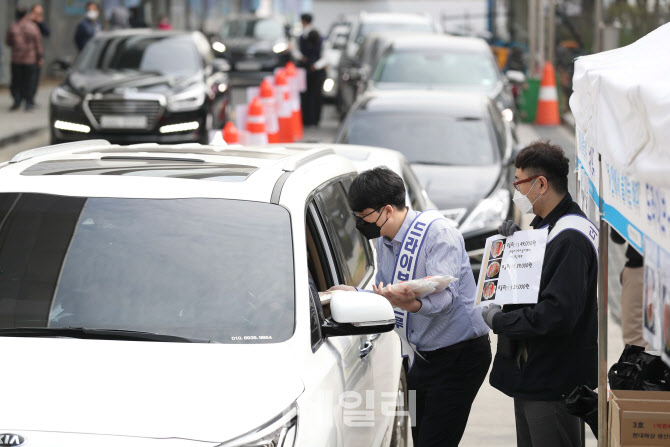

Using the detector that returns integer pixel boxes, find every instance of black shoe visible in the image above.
[24,104,35,112]
[9,104,20,111]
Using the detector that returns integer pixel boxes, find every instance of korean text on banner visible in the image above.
[475,228,548,306]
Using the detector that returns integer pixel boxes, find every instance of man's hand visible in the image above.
[498,220,521,237]
[481,304,502,329]
[328,285,356,292]
[373,282,421,312]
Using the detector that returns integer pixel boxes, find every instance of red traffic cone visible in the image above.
[285,61,303,141]
[222,121,239,144]
[246,97,268,145]
[274,69,294,143]
[535,62,560,126]
[260,79,280,144]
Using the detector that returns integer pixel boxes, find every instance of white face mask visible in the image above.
[512,178,541,215]
[86,10,99,21]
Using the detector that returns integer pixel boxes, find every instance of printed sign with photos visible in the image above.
[644,238,662,350]
[661,249,670,367]
[475,228,548,306]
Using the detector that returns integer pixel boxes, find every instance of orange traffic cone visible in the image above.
[274,69,294,143]
[535,62,560,126]
[259,79,280,144]
[222,121,239,144]
[246,97,268,145]
[285,61,303,141]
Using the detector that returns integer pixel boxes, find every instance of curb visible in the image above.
[0,125,48,149]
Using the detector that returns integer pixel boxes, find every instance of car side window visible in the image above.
[315,180,374,288]
[402,163,424,211]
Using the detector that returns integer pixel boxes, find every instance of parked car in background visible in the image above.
[0,141,409,447]
[337,12,441,116]
[335,90,519,276]
[364,34,518,125]
[50,30,230,145]
[322,22,352,102]
[210,15,291,75]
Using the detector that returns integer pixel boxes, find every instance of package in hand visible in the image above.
[389,275,457,298]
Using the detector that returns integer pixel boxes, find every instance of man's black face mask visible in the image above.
[355,207,389,240]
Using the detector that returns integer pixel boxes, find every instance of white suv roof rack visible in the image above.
[10,140,113,164]
[281,148,335,172]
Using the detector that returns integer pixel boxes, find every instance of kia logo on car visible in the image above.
[0,434,25,447]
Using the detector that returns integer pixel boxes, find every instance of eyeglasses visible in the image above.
[513,175,541,192]
[352,207,382,220]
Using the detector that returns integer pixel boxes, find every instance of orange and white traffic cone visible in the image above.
[285,61,303,141]
[535,62,560,126]
[246,97,268,145]
[222,121,239,144]
[259,79,280,144]
[274,69,294,143]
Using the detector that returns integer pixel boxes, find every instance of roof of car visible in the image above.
[95,29,195,39]
[0,142,353,202]
[351,90,491,117]
[386,33,491,52]
[358,12,435,24]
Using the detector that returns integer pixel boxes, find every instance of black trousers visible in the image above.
[514,399,583,447]
[301,68,325,126]
[10,63,37,107]
[408,335,492,447]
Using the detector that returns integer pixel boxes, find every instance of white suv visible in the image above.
[0,141,408,447]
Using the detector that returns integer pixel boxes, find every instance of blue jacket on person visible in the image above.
[74,19,100,51]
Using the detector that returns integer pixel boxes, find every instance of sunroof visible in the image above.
[78,147,292,160]
[21,159,258,182]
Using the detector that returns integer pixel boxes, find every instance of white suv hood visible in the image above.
[0,337,303,443]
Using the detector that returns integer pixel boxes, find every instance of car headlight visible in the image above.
[501,108,514,122]
[458,189,510,234]
[213,41,227,53]
[218,404,297,447]
[273,42,288,54]
[167,86,206,112]
[323,78,335,93]
[51,85,81,108]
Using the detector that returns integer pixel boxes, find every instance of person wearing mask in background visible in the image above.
[157,14,172,30]
[297,13,326,127]
[482,141,598,447]
[74,2,100,52]
[30,4,49,104]
[5,6,43,111]
[331,167,491,447]
[611,230,646,348]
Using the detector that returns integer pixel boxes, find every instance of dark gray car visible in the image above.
[335,90,519,276]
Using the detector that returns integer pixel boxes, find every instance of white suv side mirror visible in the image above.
[323,291,395,337]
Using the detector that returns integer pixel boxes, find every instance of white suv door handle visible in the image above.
[359,340,374,358]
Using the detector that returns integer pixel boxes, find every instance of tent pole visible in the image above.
[597,156,609,447]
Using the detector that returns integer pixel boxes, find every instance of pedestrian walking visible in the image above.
[331,167,492,447]
[297,13,326,127]
[611,230,646,348]
[74,2,101,51]
[30,4,50,104]
[482,141,598,447]
[5,6,43,111]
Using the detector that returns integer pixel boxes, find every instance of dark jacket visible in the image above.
[299,30,323,69]
[489,193,598,401]
[74,19,99,51]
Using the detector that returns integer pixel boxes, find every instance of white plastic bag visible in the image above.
[424,275,458,293]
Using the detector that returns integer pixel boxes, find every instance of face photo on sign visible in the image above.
[645,266,656,333]
[482,281,497,301]
[490,240,505,260]
[486,260,500,279]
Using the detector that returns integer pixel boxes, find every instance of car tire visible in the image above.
[390,366,410,447]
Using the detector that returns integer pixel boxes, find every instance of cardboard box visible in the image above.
[609,390,670,446]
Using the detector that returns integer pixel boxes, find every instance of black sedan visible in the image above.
[210,15,291,75]
[50,30,230,145]
[362,34,518,125]
[335,90,520,276]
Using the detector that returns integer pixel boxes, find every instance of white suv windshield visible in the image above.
[0,194,294,343]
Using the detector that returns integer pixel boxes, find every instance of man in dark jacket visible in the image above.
[482,140,598,447]
[297,13,325,126]
[74,2,100,51]
[5,6,43,111]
